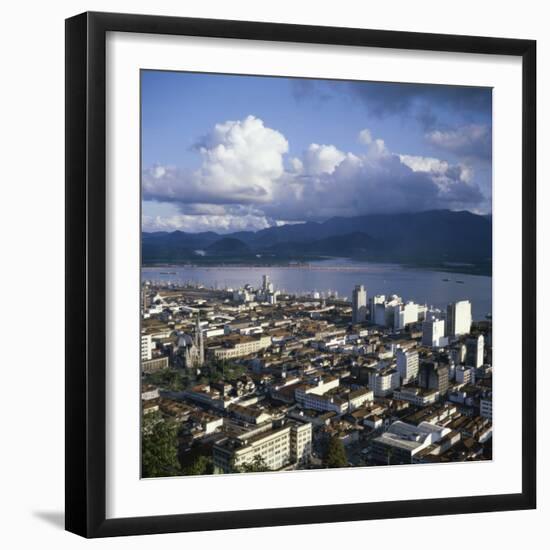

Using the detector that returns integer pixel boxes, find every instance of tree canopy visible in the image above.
[141,413,181,478]
[324,435,348,469]
[182,454,213,476]
[234,454,270,473]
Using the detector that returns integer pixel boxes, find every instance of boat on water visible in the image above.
[442,278,450,282]
[159,271,177,275]
[455,280,465,284]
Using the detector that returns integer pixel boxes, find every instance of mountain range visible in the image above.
[142,210,492,274]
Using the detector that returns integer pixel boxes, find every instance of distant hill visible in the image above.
[265,231,378,257]
[142,210,492,273]
[206,237,251,256]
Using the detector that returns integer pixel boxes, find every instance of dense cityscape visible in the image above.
[140,273,492,477]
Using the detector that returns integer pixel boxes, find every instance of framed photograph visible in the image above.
[65,11,536,538]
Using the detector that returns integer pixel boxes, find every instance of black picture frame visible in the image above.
[65,11,536,538]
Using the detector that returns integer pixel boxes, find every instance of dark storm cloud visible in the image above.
[291,79,492,134]
[346,82,492,121]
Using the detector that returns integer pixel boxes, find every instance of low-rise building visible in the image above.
[393,385,439,407]
[213,421,312,473]
[212,334,272,360]
[371,421,452,464]
[228,404,272,425]
[348,387,374,410]
[141,384,160,401]
[141,355,169,373]
[182,383,236,410]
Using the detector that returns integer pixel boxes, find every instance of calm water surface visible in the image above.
[142,258,492,321]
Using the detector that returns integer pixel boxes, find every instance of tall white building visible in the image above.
[394,301,419,330]
[396,348,419,383]
[450,343,467,365]
[368,364,401,397]
[352,284,367,324]
[261,274,274,294]
[466,334,485,368]
[446,300,472,339]
[371,294,402,327]
[369,295,384,323]
[141,334,152,361]
[422,319,446,347]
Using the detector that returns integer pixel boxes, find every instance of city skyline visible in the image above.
[141,272,492,477]
[140,69,493,479]
[142,71,492,234]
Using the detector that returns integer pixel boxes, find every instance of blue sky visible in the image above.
[141,70,492,233]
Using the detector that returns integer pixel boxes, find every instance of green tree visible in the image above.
[143,368,186,391]
[182,454,213,476]
[234,454,270,473]
[324,436,348,469]
[141,413,181,478]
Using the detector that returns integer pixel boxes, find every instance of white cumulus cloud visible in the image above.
[358,128,373,145]
[302,144,346,175]
[425,124,492,160]
[143,115,487,232]
[143,115,288,206]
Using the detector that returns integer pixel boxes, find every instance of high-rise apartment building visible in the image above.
[352,284,367,324]
[419,361,449,396]
[446,300,472,339]
[422,318,446,347]
[396,347,420,383]
[466,334,485,368]
[394,302,420,330]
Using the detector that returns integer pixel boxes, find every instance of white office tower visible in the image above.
[425,307,443,322]
[466,334,485,368]
[446,300,472,339]
[394,301,419,330]
[352,284,368,324]
[396,348,419,383]
[371,294,402,327]
[369,294,386,323]
[422,319,446,347]
[417,304,428,322]
[450,343,467,365]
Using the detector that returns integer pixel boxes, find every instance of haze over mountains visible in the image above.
[142,209,492,274]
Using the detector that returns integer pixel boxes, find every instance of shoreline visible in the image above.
[141,259,492,278]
